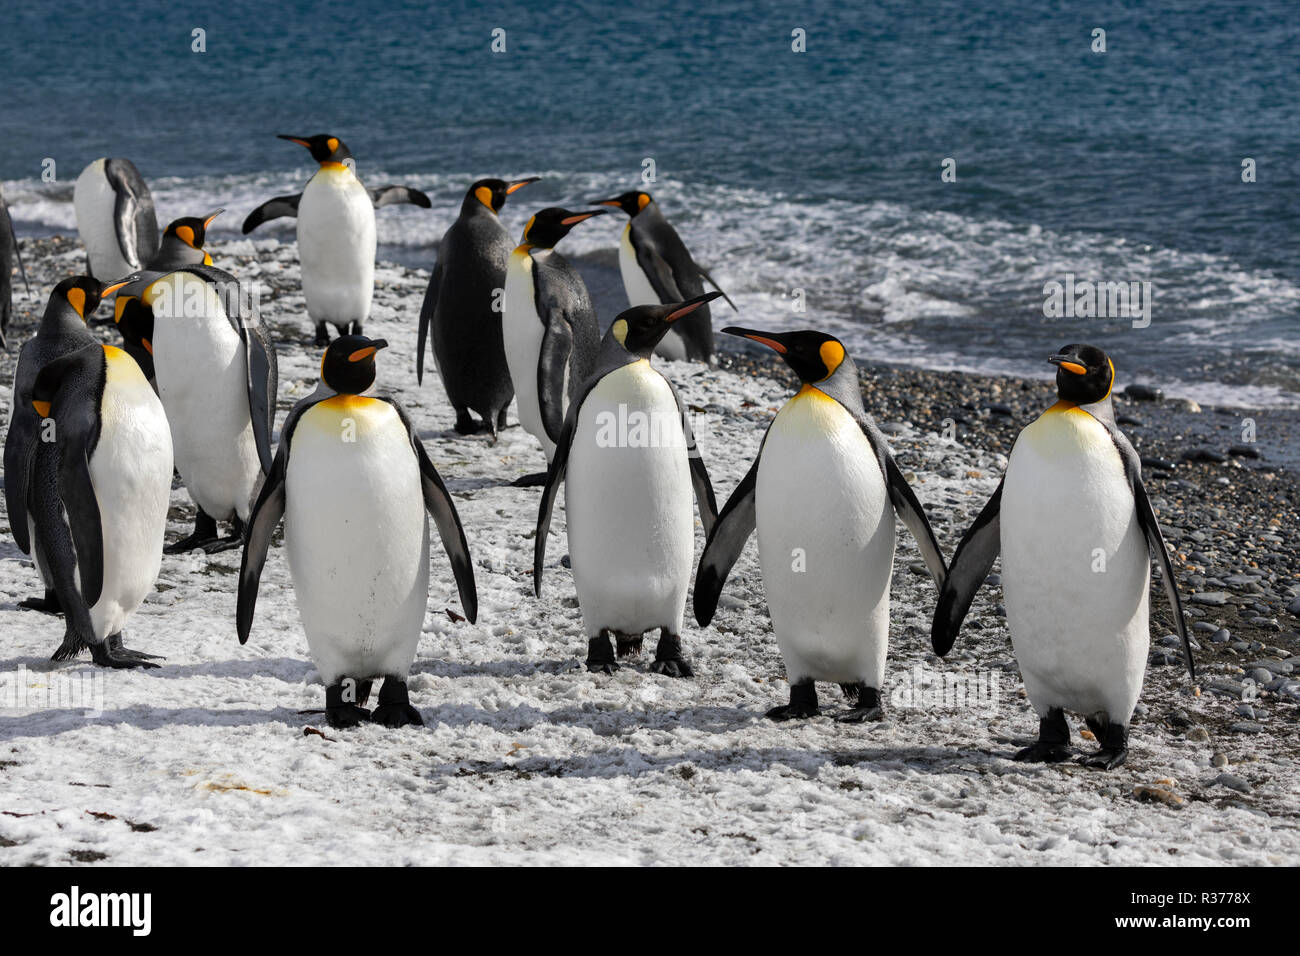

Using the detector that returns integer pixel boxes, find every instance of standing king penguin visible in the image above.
[417,176,538,436]
[5,277,128,613]
[695,328,948,720]
[25,342,172,666]
[503,206,607,481]
[931,345,1195,769]
[535,295,721,677]
[111,209,224,382]
[591,190,735,362]
[141,265,277,552]
[1,183,31,349]
[74,158,159,279]
[238,336,478,728]
[243,135,431,345]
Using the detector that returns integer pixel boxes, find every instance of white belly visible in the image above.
[566,361,694,637]
[756,389,893,685]
[151,274,261,520]
[502,249,552,460]
[74,161,134,279]
[618,224,660,307]
[285,397,429,684]
[297,169,376,324]
[1001,406,1149,723]
[88,348,173,638]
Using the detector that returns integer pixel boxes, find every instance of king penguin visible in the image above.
[1,183,31,349]
[25,341,172,666]
[417,176,538,436]
[534,294,721,677]
[590,190,735,362]
[503,206,607,482]
[931,344,1195,770]
[73,158,159,279]
[111,209,224,381]
[238,336,478,728]
[695,328,948,721]
[243,134,431,345]
[141,265,277,552]
[5,276,129,614]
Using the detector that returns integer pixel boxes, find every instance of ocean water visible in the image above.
[2,0,1297,406]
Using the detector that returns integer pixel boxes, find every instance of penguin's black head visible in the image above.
[469,176,540,214]
[163,209,223,250]
[723,327,848,385]
[322,335,389,395]
[53,276,130,323]
[591,191,652,217]
[520,207,608,249]
[1049,344,1114,405]
[612,292,723,358]
[279,134,353,166]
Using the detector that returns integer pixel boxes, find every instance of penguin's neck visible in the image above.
[462,195,497,218]
[40,304,89,337]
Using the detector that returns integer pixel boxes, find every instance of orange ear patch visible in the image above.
[636,193,651,211]
[819,340,845,376]
[475,186,495,209]
[176,225,196,246]
[67,287,87,318]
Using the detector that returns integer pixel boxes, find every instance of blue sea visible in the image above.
[2,0,1297,406]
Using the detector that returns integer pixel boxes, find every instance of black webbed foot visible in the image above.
[1013,708,1073,762]
[1079,717,1128,770]
[767,680,818,720]
[511,472,548,487]
[89,633,162,669]
[585,634,618,674]
[325,680,372,728]
[835,685,884,723]
[370,678,423,728]
[648,630,693,678]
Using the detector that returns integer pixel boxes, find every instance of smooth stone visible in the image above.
[1186,727,1210,742]
[1182,448,1227,463]
[1212,772,1251,794]
[1190,592,1228,606]
[1211,752,1229,768]
[1125,384,1164,401]
[1211,629,1231,644]
[1229,722,1265,734]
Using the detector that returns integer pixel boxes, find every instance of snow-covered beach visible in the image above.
[1,236,1296,866]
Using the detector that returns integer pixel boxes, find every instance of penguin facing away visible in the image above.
[695,327,948,721]
[242,134,431,345]
[931,344,1195,770]
[417,175,539,437]
[5,276,129,614]
[141,265,277,553]
[27,341,173,667]
[111,209,224,381]
[590,190,736,362]
[0,183,31,350]
[73,158,159,279]
[534,294,721,677]
[503,206,607,482]
[238,336,478,729]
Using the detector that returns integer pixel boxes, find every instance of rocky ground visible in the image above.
[0,235,1295,865]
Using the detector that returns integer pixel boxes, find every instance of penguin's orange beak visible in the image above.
[506,177,539,194]
[723,327,788,354]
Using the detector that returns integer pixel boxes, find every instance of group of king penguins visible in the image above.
[0,136,1196,769]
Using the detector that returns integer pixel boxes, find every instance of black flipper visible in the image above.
[61,444,104,609]
[537,317,574,445]
[4,405,37,554]
[884,456,948,589]
[1098,421,1195,683]
[533,414,574,598]
[241,194,301,234]
[665,377,717,535]
[385,399,478,624]
[369,186,432,209]
[849,409,948,591]
[415,258,441,386]
[694,263,737,312]
[105,159,159,269]
[237,424,292,645]
[633,233,684,303]
[240,320,277,475]
[931,480,1003,656]
[693,453,761,626]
